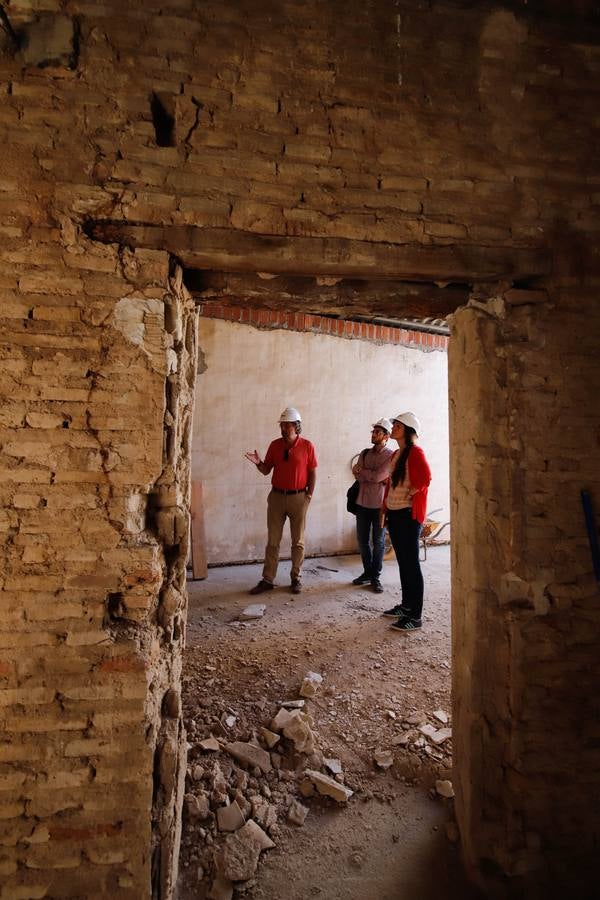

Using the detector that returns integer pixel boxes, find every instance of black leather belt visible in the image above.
[272,487,306,495]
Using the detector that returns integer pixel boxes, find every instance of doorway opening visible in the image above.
[177,274,465,899]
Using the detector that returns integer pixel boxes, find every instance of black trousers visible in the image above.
[387,508,424,619]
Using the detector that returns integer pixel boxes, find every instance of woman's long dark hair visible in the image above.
[391,425,416,487]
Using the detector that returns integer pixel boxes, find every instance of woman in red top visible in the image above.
[382,412,432,631]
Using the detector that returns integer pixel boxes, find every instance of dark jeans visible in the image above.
[387,508,424,619]
[356,505,386,580]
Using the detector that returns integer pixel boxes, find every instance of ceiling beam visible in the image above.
[87,222,551,284]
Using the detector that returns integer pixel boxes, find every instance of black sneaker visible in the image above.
[371,579,384,594]
[249,579,274,595]
[383,604,409,618]
[291,579,302,595]
[352,572,371,585]
[390,617,422,631]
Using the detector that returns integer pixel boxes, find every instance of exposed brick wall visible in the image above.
[0,0,598,896]
[198,303,449,352]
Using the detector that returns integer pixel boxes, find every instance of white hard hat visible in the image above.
[392,412,421,436]
[372,418,393,434]
[279,406,302,423]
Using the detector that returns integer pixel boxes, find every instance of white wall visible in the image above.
[192,317,449,565]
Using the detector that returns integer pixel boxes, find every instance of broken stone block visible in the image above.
[406,712,427,726]
[223,714,237,728]
[216,800,245,832]
[418,723,438,740]
[239,604,266,621]
[272,708,316,754]
[298,778,316,798]
[431,727,452,745]
[323,758,343,775]
[288,799,309,826]
[251,796,277,831]
[281,699,305,709]
[300,671,323,698]
[435,779,455,799]
[216,832,260,882]
[433,709,449,725]
[225,741,272,773]
[199,736,220,752]
[242,819,275,850]
[184,792,210,821]
[391,733,410,746]
[373,750,394,769]
[305,769,353,802]
[260,727,280,749]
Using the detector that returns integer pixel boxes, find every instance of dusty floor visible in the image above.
[178,546,480,899]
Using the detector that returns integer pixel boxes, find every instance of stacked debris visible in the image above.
[181,671,356,898]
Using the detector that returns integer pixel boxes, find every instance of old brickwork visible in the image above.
[0,0,598,897]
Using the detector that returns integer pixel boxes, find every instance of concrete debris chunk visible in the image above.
[281,699,305,709]
[281,709,316,754]
[239,604,266,621]
[225,741,272,773]
[271,707,296,732]
[217,830,261,882]
[433,709,449,724]
[260,727,280,749]
[436,779,455,798]
[373,750,394,769]
[288,799,309,826]
[391,733,410,746]
[323,757,343,775]
[431,727,452,745]
[406,712,427,726]
[199,736,221,752]
[418,723,438,739]
[300,671,323,698]
[242,819,276,850]
[216,800,245,832]
[184,792,210,821]
[208,875,234,900]
[223,714,237,728]
[305,769,353,802]
[251,796,277,830]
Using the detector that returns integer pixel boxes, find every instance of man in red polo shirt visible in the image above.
[245,406,318,595]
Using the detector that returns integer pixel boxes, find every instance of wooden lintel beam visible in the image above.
[87,222,551,283]
[189,271,468,319]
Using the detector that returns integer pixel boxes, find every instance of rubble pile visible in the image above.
[180,670,358,897]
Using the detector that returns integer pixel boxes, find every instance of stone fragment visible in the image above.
[431,727,452,745]
[406,712,427,726]
[305,769,353,802]
[275,708,316,754]
[199,736,221,752]
[323,758,343,775]
[260,727,280,749]
[281,699,306,709]
[225,741,272,773]
[298,778,316,798]
[234,790,251,820]
[217,832,260,882]
[242,819,275,850]
[300,671,323,698]
[436,780,455,799]
[208,875,233,900]
[432,709,449,725]
[271,708,296,731]
[239,604,266,621]
[251,795,277,830]
[391,733,410,746]
[223,714,237,728]
[418,724,438,740]
[184,792,210,821]
[288,799,309,826]
[373,750,394,769]
[216,800,245,832]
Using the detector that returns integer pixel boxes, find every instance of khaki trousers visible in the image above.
[262,490,310,583]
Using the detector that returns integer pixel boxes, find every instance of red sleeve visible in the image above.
[307,441,317,468]
[408,446,431,490]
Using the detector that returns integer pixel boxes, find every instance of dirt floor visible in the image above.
[177,546,481,900]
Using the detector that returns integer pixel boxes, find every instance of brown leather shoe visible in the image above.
[249,579,274,595]
[291,580,302,595]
